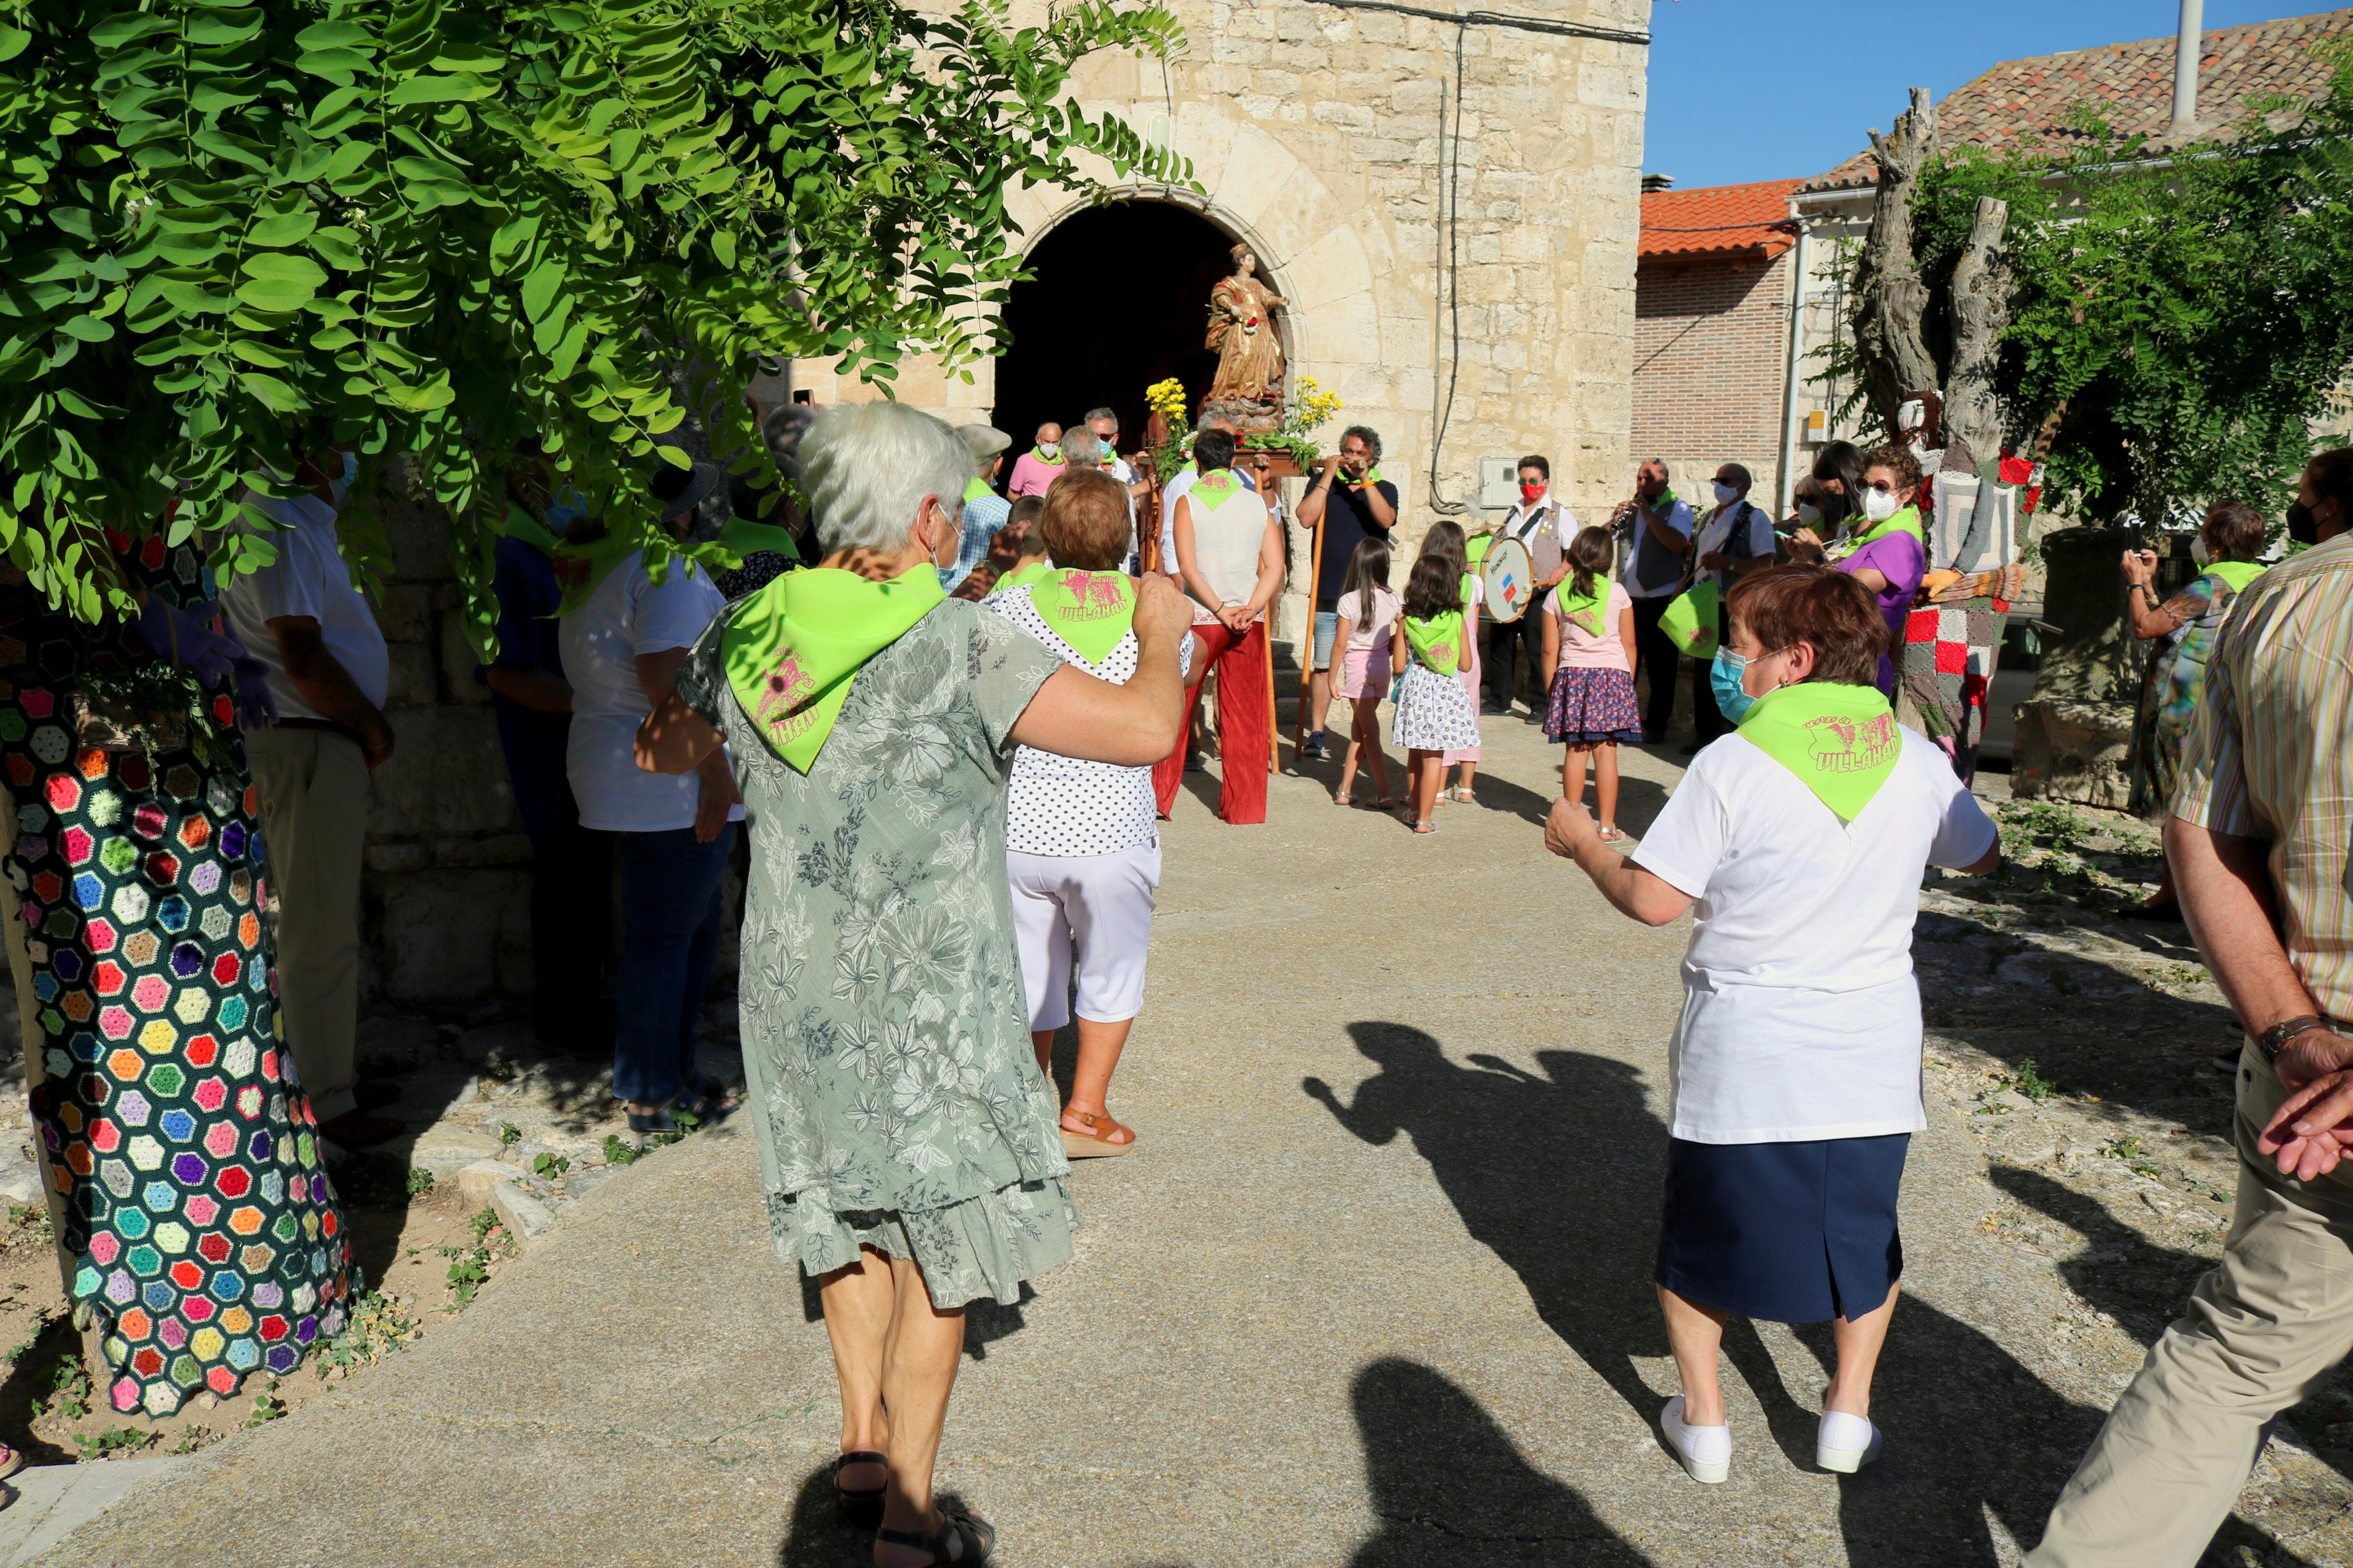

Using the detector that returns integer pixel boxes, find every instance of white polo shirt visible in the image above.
[219,490,390,721]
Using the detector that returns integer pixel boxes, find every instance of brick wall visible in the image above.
[1631,249,1792,507]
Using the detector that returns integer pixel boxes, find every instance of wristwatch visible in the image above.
[2258,1014,2333,1063]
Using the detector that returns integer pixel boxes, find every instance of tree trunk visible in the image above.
[1944,195,2011,464]
[1853,86,1943,437]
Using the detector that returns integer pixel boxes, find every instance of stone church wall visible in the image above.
[796,0,1652,638]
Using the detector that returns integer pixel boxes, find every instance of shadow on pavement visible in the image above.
[1346,1357,1654,1566]
[1304,1023,2309,1566]
[1305,1029,1671,1425]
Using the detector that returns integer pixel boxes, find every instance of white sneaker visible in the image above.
[1816,1407,1882,1473]
[1662,1395,1731,1484]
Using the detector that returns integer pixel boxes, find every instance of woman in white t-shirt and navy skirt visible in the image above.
[995,469,1194,1157]
[559,463,747,1134]
[1546,564,2000,1485]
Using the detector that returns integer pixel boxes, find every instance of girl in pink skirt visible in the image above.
[1541,526,1641,839]
[1328,536,1404,808]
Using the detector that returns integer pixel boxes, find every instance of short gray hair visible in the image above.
[1062,429,1104,468]
[798,401,970,555]
[1083,406,1117,432]
[1341,424,1383,461]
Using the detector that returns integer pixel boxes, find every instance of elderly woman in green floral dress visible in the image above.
[2122,499,2269,920]
[635,401,1186,1568]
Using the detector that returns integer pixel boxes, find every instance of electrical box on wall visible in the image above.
[1479,457,1520,510]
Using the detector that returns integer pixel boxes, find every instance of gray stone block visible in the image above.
[364,707,521,838]
[365,869,530,1001]
[490,1180,556,1249]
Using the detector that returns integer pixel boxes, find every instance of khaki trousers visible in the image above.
[2028,1041,2353,1566]
[244,726,367,1122]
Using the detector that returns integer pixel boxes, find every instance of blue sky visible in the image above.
[1641,1,2337,189]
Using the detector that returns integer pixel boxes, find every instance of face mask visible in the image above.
[1862,487,1901,523]
[1897,399,1924,433]
[1797,502,1822,525]
[1712,482,1738,506]
[1519,482,1544,504]
[2190,534,2210,567]
[2288,499,2322,545]
[1038,444,1060,461]
[1710,649,1759,726]
[338,451,359,495]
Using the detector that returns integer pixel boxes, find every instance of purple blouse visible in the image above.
[1836,531,1926,694]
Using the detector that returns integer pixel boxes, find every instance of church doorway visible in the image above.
[993,201,1250,458]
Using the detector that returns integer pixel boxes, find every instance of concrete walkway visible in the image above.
[41,721,2142,1566]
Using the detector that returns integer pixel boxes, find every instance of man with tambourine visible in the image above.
[1474,454,1577,718]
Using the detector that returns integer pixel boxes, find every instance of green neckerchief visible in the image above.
[1031,567,1137,666]
[1466,534,1494,566]
[1190,468,1241,507]
[1404,610,1464,676]
[720,514,800,564]
[2205,560,2266,595]
[1555,578,1607,638]
[995,559,1054,595]
[551,529,649,617]
[1345,465,1386,491]
[961,477,993,504]
[501,503,562,559]
[1030,446,1064,467]
[1833,504,1925,559]
[722,564,945,772]
[1736,681,1901,824]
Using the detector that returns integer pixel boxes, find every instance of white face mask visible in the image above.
[1897,399,1925,434]
[1712,482,1739,506]
[1797,502,1822,525]
[1862,487,1902,523]
[2191,535,2210,567]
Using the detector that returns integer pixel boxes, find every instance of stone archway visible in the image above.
[990,199,1268,456]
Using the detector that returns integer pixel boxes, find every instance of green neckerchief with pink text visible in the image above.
[1030,567,1137,666]
[1403,610,1464,676]
[1735,680,1900,823]
[722,564,945,773]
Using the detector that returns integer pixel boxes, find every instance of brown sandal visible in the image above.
[1060,1109,1137,1158]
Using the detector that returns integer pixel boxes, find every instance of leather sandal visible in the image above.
[878,1505,995,1565]
[1060,1109,1137,1158]
[834,1450,886,1527]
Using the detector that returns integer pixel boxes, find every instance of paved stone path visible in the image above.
[24,721,2280,1565]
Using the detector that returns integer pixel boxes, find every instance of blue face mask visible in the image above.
[337,450,358,496]
[1710,649,1758,726]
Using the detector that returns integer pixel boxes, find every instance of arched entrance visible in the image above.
[993,200,1261,456]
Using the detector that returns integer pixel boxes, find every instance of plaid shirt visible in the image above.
[948,490,1012,589]
[2173,530,2353,1019]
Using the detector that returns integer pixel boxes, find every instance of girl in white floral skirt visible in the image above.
[1392,553,1479,834]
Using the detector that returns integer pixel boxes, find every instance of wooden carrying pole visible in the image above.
[1295,518,1323,759]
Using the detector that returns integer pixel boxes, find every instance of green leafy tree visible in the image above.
[1824,48,2353,527]
[0,0,1188,637]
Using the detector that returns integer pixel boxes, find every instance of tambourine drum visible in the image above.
[1479,534,1535,623]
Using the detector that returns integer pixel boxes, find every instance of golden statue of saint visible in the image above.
[1205,244,1286,414]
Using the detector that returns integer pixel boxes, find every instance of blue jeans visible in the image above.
[613,824,734,1107]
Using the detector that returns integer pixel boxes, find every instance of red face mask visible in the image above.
[1519,481,1544,504]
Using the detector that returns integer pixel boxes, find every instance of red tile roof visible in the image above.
[1638,178,1802,262]
[1801,8,2353,194]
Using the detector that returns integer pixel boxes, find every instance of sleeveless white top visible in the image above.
[1180,475,1270,622]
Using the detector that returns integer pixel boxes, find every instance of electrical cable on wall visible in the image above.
[1425,20,1470,514]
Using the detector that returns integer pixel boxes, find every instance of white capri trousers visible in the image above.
[1006,840,1162,1030]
